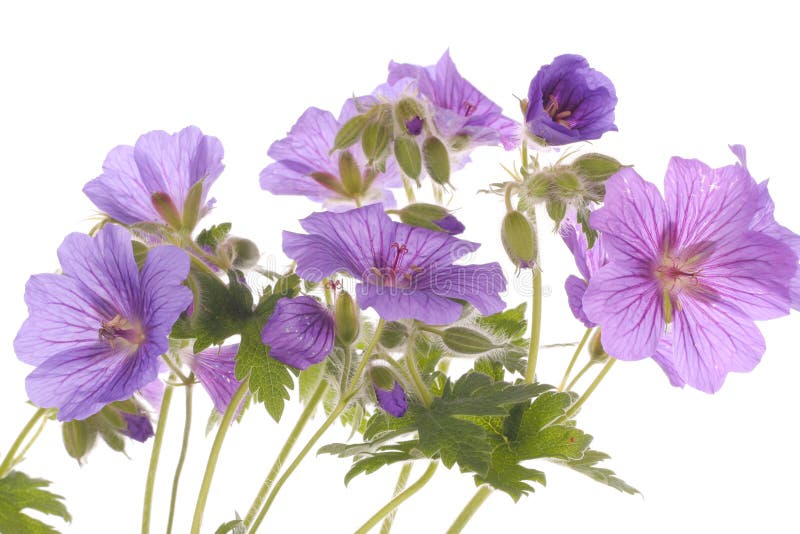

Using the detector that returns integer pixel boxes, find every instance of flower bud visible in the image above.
[338,150,363,196]
[571,153,623,183]
[361,115,392,163]
[501,210,537,269]
[371,371,408,418]
[588,329,609,363]
[394,98,426,135]
[369,365,397,391]
[62,420,95,463]
[422,136,451,186]
[379,321,408,348]
[220,237,260,270]
[393,136,422,180]
[441,326,497,354]
[397,203,465,235]
[334,291,360,346]
[333,114,369,152]
[151,192,183,229]
[552,170,583,199]
[546,199,567,227]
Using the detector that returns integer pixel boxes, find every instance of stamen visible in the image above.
[98,314,144,347]
[390,242,408,272]
[461,101,477,117]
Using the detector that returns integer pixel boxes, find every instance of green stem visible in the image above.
[161,354,192,385]
[341,345,353,393]
[559,328,593,391]
[524,266,543,384]
[566,360,594,392]
[446,485,493,534]
[0,407,50,478]
[354,462,438,534]
[248,321,385,533]
[142,381,175,534]
[379,463,413,534]
[166,380,194,534]
[401,174,417,203]
[405,332,432,408]
[190,379,249,534]
[242,380,328,528]
[562,358,617,422]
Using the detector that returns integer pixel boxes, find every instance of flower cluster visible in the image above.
[5,50,798,534]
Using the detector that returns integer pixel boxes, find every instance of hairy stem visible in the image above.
[242,380,328,528]
[446,485,493,534]
[379,463,413,534]
[562,358,616,422]
[142,381,175,534]
[559,328,593,391]
[166,380,193,534]
[190,379,249,534]
[354,462,439,534]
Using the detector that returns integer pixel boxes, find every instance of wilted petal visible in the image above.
[262,297,334,369]
[671,297,765,393]
[583,263,664,361]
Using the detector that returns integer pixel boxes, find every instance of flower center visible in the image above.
[368,242,423,288]
[98,314,145,349]
[654,256,702,324]
[543,94,573,128]
[460,101,477,117]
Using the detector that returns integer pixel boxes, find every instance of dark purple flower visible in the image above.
[731,145,800,310]
[283,204,506,324]
[184,344,244,414]
[405,116,424,136]
[121,411,155,442]
[14,225,192,421]
[433,213,465,235]
[262,296,335,370]
[559,212,608,327]
[525,55,617,146]
[388,50,519,150]
[374,381,408,417]
[260,107,401,210]
[83,126,224,226]
[583,156,795,393]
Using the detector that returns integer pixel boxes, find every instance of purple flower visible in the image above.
[388,50,519,150]
[583,156,796,393]
[260,107,400,210]
[83,126,224,226]
[525,55,617,146]
[560,212,608,327]
[374,381,408,417]
[283,204,506,324]
[14,225,192,421]
[731,145,800,310]
[121,411,155,442]
[262,296,335,370]
[184,344,244,414]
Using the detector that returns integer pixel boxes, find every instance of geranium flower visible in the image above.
[14,225,192,421]
[261,296,335,370]
[374,381,408,417]
[525,54,617,146]
[283,204,506,324]
[583,155,796,392]
[84,126,224,227]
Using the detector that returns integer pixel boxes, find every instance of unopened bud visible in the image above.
[338,150,363,196]
[333,114,369,151]
[501,210,537,269]
[379,321,408,348]
[441,326,497,354]
[571,153,623,183]
[220,237,260,270]
[62,420,95,462]
[397,203,464,234]
[552,170,583,199]
[334,291,360,346]
[151,192,182,229]
[369,365,396,391]
[422,136,451,186]
[393,136,422,180]
[395,98,426,132]
[361,117,391,163]
[588,329,609,363]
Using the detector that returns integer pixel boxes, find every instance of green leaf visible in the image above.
[0,471,71,534]
[474,444,546,502]
[344,446,416,486]
[555,449,639,495]
[436,372,550,417]
[475,303,528,341]
[214,515,245,534]
[196,223,232,250]
[415,410,491,475]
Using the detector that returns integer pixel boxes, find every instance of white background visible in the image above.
[1,1,799,533]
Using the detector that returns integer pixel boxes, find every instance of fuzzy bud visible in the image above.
[501,210,537,269]
[422,136,451,186]
[441,326,497,354]
[571,153,623,183]
[588,329,609,363]
[334,291,360,346]
[219,237,260,270]
[393,136,422,180]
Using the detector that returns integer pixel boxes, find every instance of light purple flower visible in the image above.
[283,204,506,324]
[184,344,244,414]
[526,55,617,146]
[260,107,400,210]
[14,225,192,421]
[388,50,519,151]
[560,212,608,327]
[262,296,335,370]
[84,126,224,226]
[374,381,408,417]
[583,156,795,393]
[731,145,800,310]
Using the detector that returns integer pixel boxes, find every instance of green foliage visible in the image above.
[61,401,141,463]
[0,471,71,534]
[214,515,245,534]
[554,450,639,495]
[196,222,232,250]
